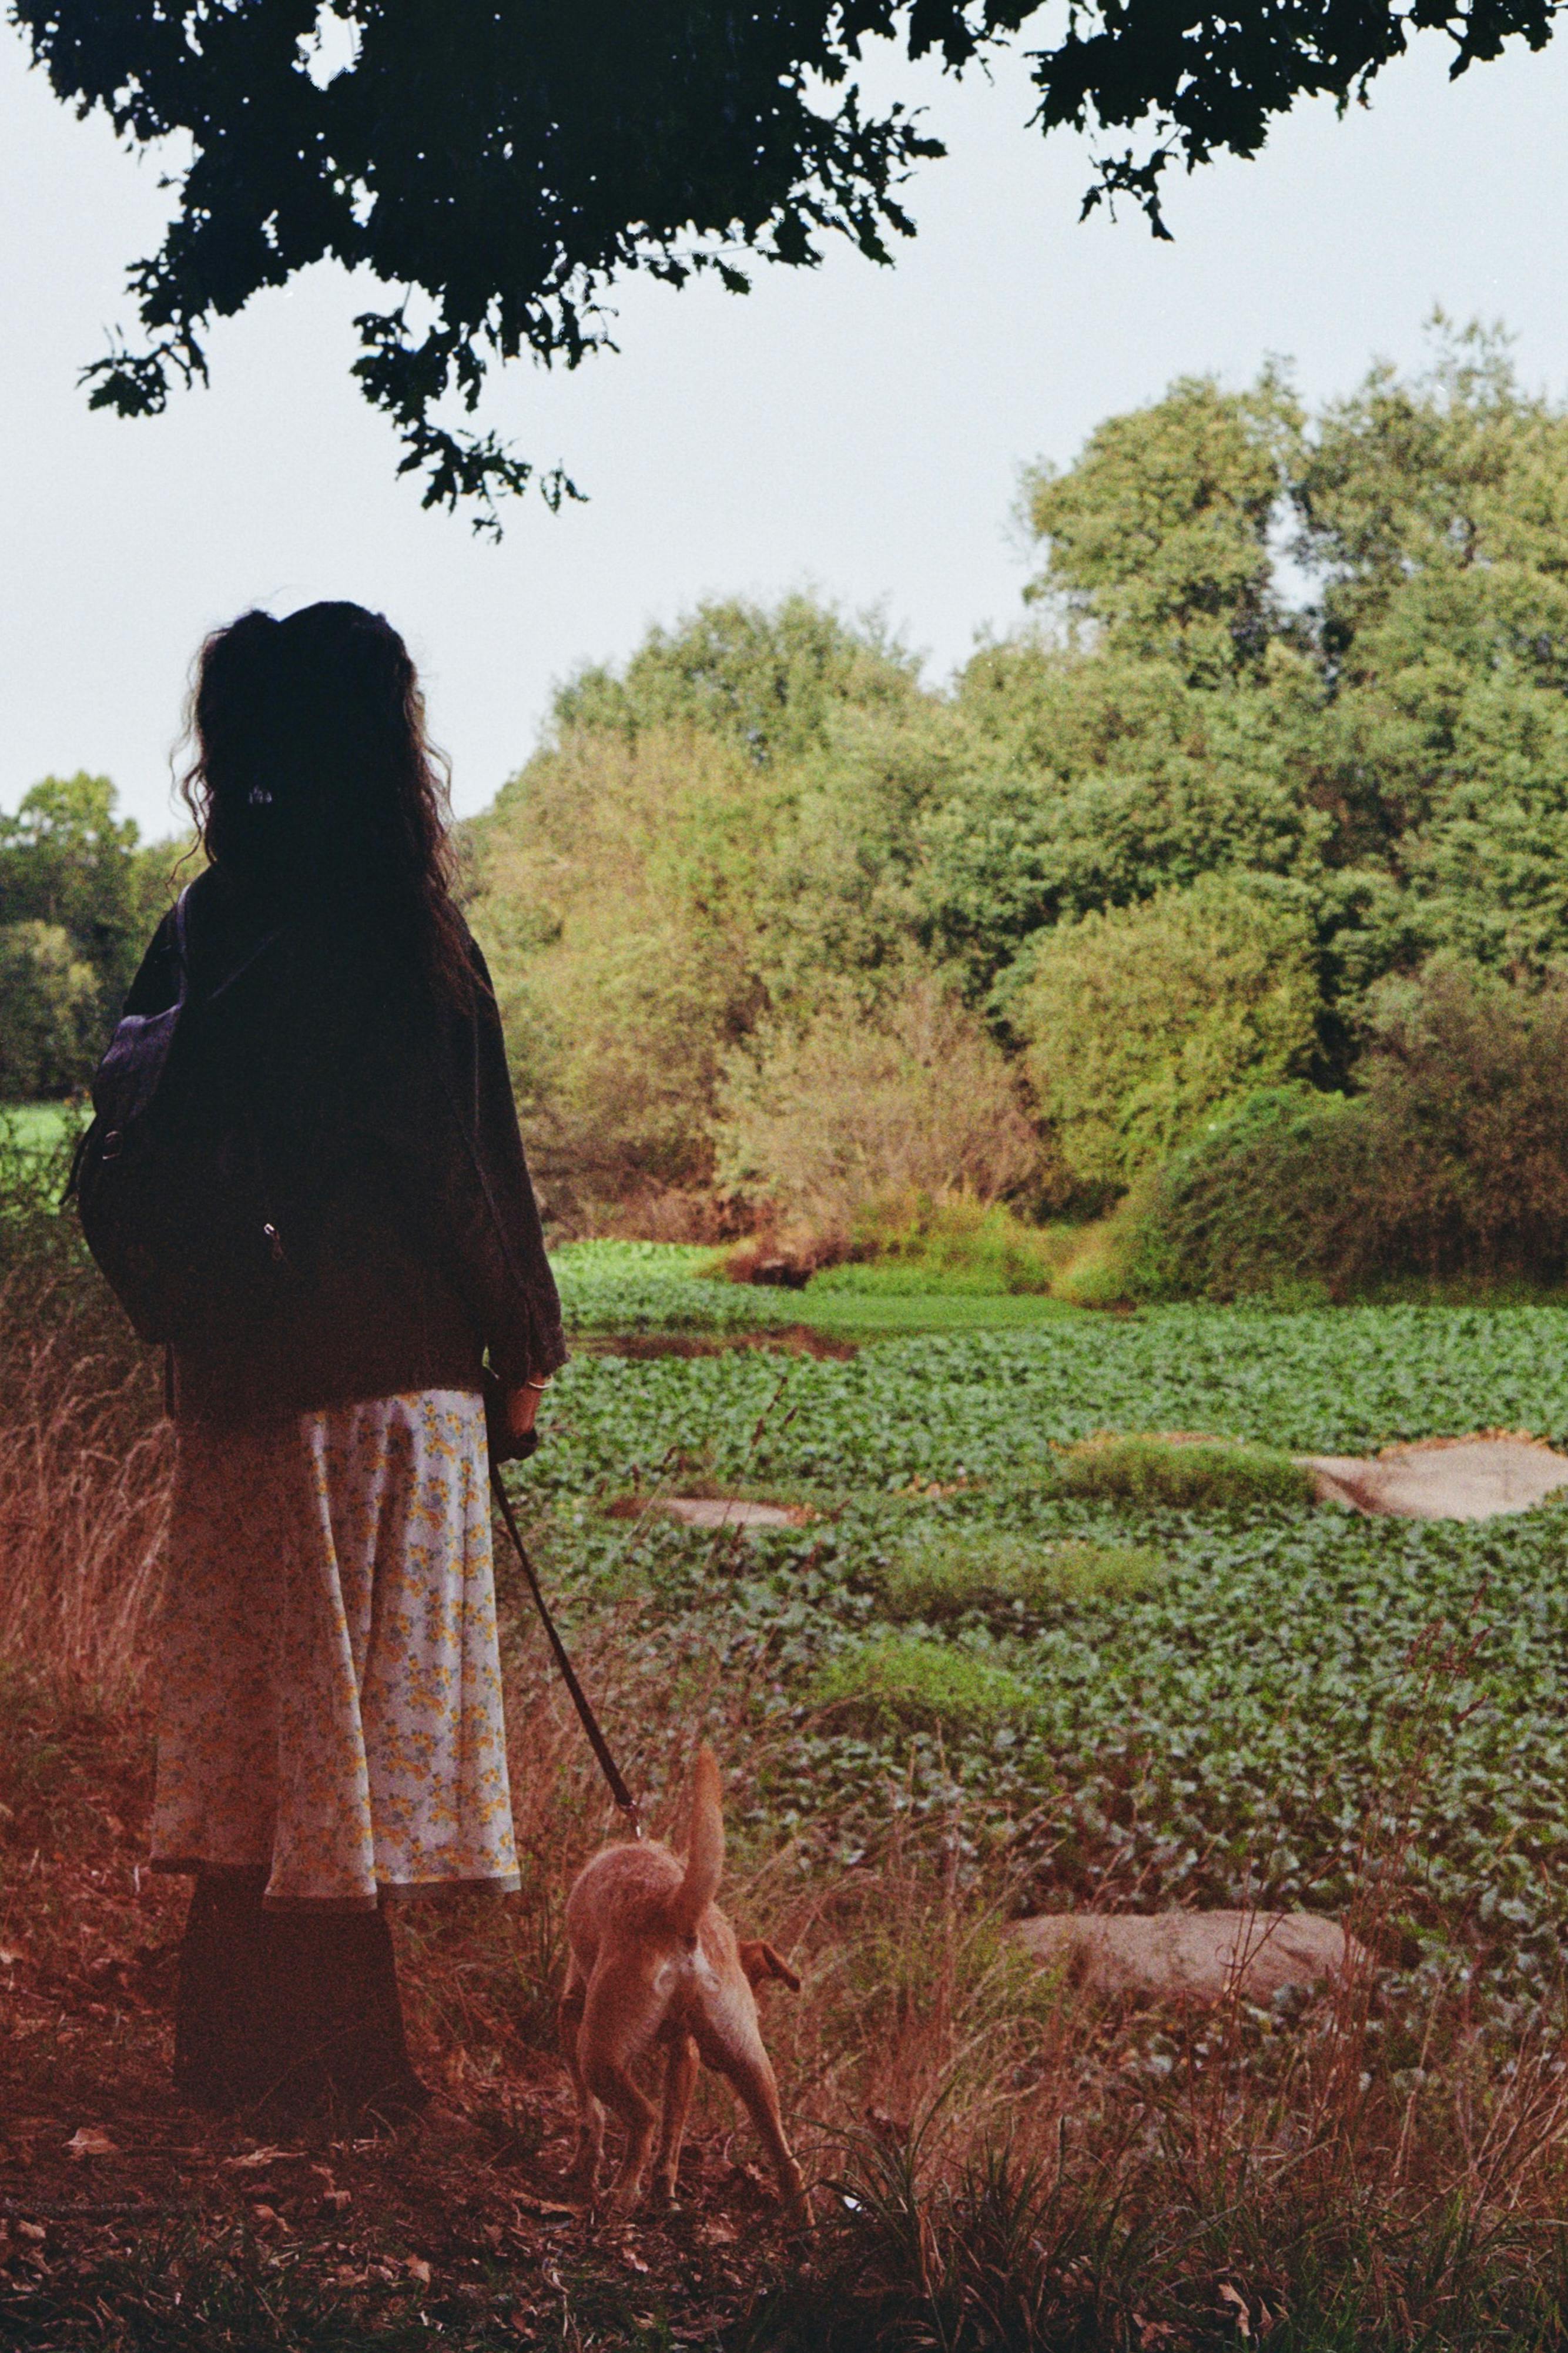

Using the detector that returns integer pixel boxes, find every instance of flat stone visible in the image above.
[657,1497,809,1529]
[1299,1435,1568,1521]
[1012,1910,1363,2002]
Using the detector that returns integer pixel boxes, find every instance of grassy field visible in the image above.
[9,1234,1568,2344]
[0,1100,83,1155]
[551,1238,1071,1340]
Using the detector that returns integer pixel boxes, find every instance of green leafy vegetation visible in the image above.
[0,774,179,1101]
[811,1633,1037,1732]
[539,1301,1568,1485]
[521,1298,1568,2006]
[875,1531,1167,1621]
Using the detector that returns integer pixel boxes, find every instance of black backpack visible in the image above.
[71,889,294,1347]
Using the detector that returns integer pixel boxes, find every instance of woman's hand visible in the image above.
[504,1381,545,1439]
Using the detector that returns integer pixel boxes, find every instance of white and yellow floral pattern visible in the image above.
[150,1390,519,1910]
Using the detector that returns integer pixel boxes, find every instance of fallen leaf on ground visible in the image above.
[405,2255,432,2285]
[223,2147,293,2170]
[1219,2282,1253,2339]
[15,2221,46,2244]
[65,2127,117,2158]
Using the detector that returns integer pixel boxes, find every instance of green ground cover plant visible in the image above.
[875,1531,1167,1620]
[1046,1432,1317,1509]
[810,1632,1037,1732]
[538,1302,1568,1490]
[511,1297,1568,2020]
[550,1239,799,1334]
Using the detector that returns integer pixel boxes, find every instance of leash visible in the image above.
[488,1464,644,1838]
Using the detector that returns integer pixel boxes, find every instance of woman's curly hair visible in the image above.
[181,602,474,1003]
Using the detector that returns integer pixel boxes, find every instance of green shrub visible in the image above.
[715,975,1043,1241]
[1045,1434,1316,1509]
[810,1635,1034,1730]
[1011,872,1320,1196]
[878,1532,1165,1621]
[1113,1084,1372,1302]
[836,1196,1077,1295]
[1121,960,1568,1299]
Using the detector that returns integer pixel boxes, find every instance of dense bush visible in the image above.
[1011,871,1321,1193]
[1123,959,1568,1297]
[714,975,1042,1243]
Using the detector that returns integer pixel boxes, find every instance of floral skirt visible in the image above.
[150,1390,520,1912]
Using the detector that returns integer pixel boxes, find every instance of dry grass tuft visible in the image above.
[0,1278,171,1701]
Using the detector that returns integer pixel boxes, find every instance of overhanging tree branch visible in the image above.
[9,2,1560,530]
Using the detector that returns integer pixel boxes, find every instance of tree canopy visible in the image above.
[12,0,1556,528]
[458,322,1568,1225]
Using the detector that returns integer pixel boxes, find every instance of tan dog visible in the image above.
[559,1746,808,2223]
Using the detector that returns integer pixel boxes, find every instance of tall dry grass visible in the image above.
[0,1126,172,1698]
[0,1287,172,1694]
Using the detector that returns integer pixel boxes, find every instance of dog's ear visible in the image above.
[739,1939,802,1994]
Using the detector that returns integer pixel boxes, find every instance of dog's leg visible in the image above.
[652,2033,699,2208]
[558,1980,602,2190]
[579,1962,666,2220]
[709,2030,809,2228]
[584,2051,659,2219]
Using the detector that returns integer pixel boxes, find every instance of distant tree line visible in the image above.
[0,775,175,1101]
[467,320,1568,1279]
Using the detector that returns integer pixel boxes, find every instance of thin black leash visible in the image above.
[488,1464,644,1838]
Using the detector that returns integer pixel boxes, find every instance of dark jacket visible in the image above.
[125,866,566,1426]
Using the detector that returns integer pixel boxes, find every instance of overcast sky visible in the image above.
[4,24,1567,839]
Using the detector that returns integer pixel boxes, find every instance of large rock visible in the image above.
[1013,1910,1364,2001]
[657,1497,809,1529]
[1300,1435,1568,1522]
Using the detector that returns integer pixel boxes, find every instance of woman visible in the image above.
[127,601,565,2120]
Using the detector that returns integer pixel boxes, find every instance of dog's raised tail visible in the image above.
[669,1744,723,1937]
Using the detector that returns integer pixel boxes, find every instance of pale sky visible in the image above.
[4,24,1566,839]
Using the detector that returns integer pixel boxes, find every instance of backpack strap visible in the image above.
[171,885,193,1007]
